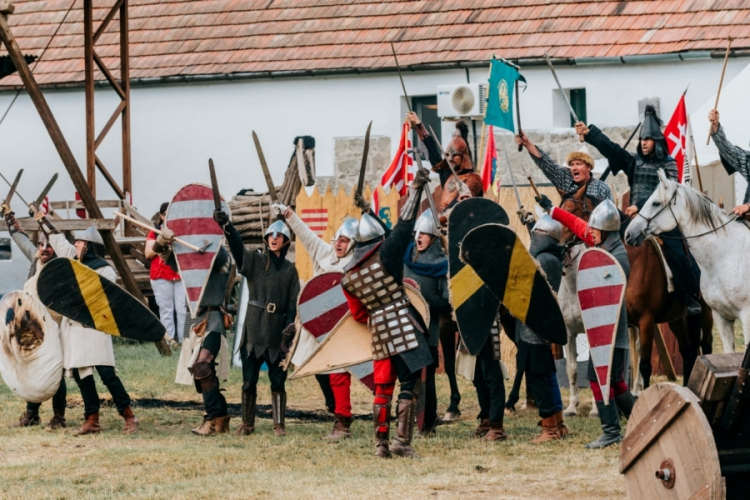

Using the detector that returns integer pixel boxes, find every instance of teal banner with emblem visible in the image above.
[485,59,525,133]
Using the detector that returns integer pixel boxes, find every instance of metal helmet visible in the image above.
[413,209,439,243]
[588,199,621,232]
[74,226,104,246]
[333,216,359,243]
[532,213,562,242]
[264,220,291,240]
[357,213,385,243]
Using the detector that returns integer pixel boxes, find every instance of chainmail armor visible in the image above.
[630,155,678,208]
[532,148,614,202]
[712,125,750,203]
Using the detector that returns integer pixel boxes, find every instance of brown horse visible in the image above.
[558,185,713,397]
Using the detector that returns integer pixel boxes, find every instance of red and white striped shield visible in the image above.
[166,183,230,318]
[298,272,374,391]
[576,248,626,405]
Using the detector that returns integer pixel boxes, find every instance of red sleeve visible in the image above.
[551,207,595,246]
[343,288,370,324]
[147,230,156,240]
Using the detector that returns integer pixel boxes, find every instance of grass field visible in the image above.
[0,328,744,500]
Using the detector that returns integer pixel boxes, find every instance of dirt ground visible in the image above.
[3,325,743,500]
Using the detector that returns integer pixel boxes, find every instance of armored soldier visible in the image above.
[2,210,67,429]
[708,109,750,216]
[540,197,638,448]
[403,209,450,436]
[344,169,433,458]
[575,106,702,316]
[273,202,360,440]
[154,228,232,436]
[45,224,138,435]
[215,214,300,437]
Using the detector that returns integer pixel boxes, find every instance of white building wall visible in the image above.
[0,57,745,219]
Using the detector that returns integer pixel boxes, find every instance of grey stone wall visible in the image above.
[322,135,391,193]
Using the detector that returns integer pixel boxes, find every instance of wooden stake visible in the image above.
[707,37,733,145]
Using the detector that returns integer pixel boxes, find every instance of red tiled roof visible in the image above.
[1,0,748,87]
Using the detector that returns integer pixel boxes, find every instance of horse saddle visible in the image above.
[646,236,675,294]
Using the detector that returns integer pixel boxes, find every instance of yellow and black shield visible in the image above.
[37,258,165,342]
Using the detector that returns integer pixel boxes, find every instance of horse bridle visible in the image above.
[636,189,738,240]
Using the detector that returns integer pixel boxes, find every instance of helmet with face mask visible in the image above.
[588,199,621,232]
[357,213,385,244]
[264,220,291,240]
[332,217,359,256]
[413,209,440,244]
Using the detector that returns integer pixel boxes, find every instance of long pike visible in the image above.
[252,131,280,204]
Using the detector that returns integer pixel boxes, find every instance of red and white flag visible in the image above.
[665,95,693,184]
[481,126,497,193]
[373,123,414,213]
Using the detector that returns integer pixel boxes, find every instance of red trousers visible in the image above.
[329,372,352,418]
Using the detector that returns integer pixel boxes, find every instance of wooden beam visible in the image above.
[50,200,123,210]
[93,0,124,44]
[94,100,126,149]
[120,0,132,198]
[84,0,95,195]
[17,218,115,231]
[619,389,689,473]
[95,156,126,200]
[92,50,126,100]
[0,9,144,303]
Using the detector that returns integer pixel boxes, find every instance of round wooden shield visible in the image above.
[298,272,348,340]
[620,383,724,499]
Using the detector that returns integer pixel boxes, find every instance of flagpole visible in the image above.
[706,37,733,145]
[477,56,494,177]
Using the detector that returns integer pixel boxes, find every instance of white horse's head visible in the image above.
[624,169,725,246]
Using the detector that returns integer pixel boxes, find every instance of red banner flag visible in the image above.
[481,126,497,192]
[374,123,414,212]
[664,95,689,183]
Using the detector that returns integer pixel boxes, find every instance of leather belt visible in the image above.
[248,300,280,314]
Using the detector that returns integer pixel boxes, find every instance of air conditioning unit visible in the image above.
[437,83,487,118]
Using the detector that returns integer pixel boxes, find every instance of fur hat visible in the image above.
[565,151,594,169]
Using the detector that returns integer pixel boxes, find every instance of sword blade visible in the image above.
[208,159,222,211]
[544,51,578,123]
[356,121,373,198]
[503,148,523,210]
[252,130,279,203]
[409,148,441,229]
[391,42,412,114]
[3,168,23,206]
[34,173,58,206]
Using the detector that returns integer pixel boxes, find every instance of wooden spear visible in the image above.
[707,37,733,145]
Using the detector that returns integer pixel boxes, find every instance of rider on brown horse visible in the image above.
[575,105,702,317]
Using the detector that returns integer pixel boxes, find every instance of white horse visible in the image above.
[625,170,750,352]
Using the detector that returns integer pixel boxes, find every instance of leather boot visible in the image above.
[48,407,67,430]
[389,398,419,458]
[555,411,569,438]
[373,399,391,458]
[585,401,622,449]
[121,406,139,435]
[12,410,41,427]
[473,418,490,438]
[482,421,508,441]
[192,417,217,436]
[235,391,256,436]
[214,415,231,434]
[76,412,101,436]
[615,391,637,420]
[322,414,353,441]
[272,391,287,437]
[532,415,561,443]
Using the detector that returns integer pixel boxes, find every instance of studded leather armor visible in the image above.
[342,252,422,360]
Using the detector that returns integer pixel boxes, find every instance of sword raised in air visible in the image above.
[1,168,23,214]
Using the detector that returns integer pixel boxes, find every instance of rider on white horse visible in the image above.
[709,109,750,217]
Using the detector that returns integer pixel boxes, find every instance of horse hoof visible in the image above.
[563,406,578,417]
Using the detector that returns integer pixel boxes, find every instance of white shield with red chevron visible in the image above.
[297,272,374,391]
[576,248,626,405]
[166,183,230,318]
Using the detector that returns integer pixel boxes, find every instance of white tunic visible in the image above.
[48,234,116,376]
[286,212,352,370]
